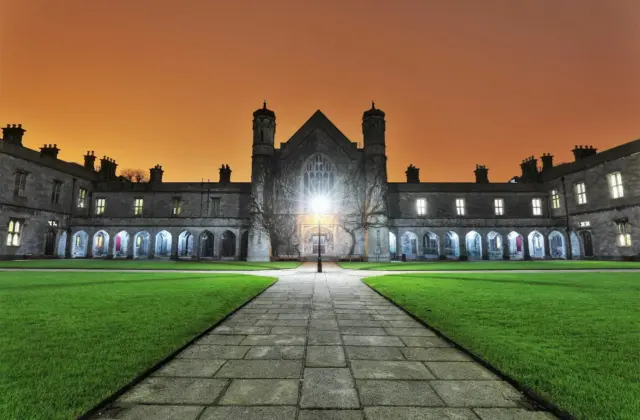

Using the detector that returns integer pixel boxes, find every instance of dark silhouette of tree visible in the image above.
[120,168,148,183]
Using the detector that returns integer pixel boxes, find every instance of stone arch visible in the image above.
[389,231,397,259]
[57,231,67,258]
[134,231,150,259]
[71,230,88,258]
[113,230,130,258]
[486,231,503,260]
[200,230,215,258]
[443,231,460,259]
[423,232,439,258]
[401,231,419,260]
[528,230,545,259]
[155,230,172,258]
[549,230,566,259]
[570,231,581,258]
[221,230,237,258]
[178,230,194,258]
[507,231,524,260]
[304,226,333,255]
[465,231,482,259]
[93,230,109,258]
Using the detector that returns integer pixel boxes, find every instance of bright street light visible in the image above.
[311,195,329,273]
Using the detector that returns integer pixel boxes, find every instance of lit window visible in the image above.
[77,188,87,208]
[616,222,631,247]
[455,198,465,216]
[532,198,542,216]
[579,221,590,227]
[574,182,587,205]
[51,180,62,204]
[95,198,106,215]
[7,219,22,246]
[172,197,182,216]
[494,198,504,216]
[134,198,144,215]
[211,197,221,216]
[608,172,624,199]
[14,171,27,197]
[416,198,427,216]
[550,190,560,209]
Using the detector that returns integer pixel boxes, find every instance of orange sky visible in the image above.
[1,0,639,182]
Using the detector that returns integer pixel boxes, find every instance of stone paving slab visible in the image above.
[357,380,445,406]
[218,379,299,405]
[107,405,205,420]
[244,345,305,359]
[153,359,226,377]
[298,409,363,420]
[200,406,297,420]
[300,368,360,409]
[119,377,228,404]
[214,360,302,378]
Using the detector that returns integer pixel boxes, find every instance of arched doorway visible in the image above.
[240,231,249,261]
[134,231,150,259]
[401,231,418,260]
[389,232,397,259]
[57,231,68,258]
[221,230,237,258]
[507,231,524,260]
[487,231,502,260]
[72,231,88,258]
[579,231,594,257]
[200,231,214,258]
[528,231,545,259]
[93,230,109,258]
[44,229,56,256]
[113,231,130,258]
[423,232,439,258]
[178,230,194,258]
[155,230,172,258]
[443,231,460,259]
[465,231,482,259]
[549,231,566,259]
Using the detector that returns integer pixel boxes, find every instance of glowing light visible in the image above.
[311,195,329,215]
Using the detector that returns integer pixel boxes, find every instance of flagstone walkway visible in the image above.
[92,263,557,420]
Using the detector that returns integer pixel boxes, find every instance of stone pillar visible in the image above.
[236,230,242,260]
[523,234,531,260]
[502,235,510,260]
[544,233,552,259]
[482,234,489,260]
[171,231,179,260]
[148,231,156,259]
[65,228,72,259]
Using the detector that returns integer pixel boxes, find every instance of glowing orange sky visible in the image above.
[1,0,639,182]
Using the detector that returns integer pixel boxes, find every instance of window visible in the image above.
[51,180,62,204]
[494,198,504,216]
[7,219,21,246]
[13,171,27,197]
[95,198,106,215]
[416,198,427,216]
[172,197,182,216]
[550,189,560,209]
[455,198,465,216]
[48,220,58,227]
[211,197,221,216]
[134,198,144,215]
[608,172,624,199]
[574,182,587,205]
[532,198,542,216]
[616,222,632,247]
[579,221,590,227]
[303,154,336,213]
[77,188,87,208]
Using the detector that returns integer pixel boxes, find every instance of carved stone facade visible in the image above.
[2,106,639,261]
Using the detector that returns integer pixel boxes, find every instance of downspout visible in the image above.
[560,176,572,259]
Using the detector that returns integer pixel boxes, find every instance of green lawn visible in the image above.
[0,259,300,270]
[363,272,640,420]
[340,260,640,270]
[0,271,275,420]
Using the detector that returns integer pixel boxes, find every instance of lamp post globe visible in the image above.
[311,196,329,273]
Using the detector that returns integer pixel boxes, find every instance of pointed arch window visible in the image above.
[303,154,336,212]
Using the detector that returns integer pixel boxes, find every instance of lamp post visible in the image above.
[311,196,328,273]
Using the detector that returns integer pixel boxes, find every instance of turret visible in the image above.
[474,164,489,183]
[362,102,386,156]
[84,151,96,171]
[40,144,60,159]
[149,164,164,183]
[252,101,276,157]
[2,124,26,146]
[405,164,420,183]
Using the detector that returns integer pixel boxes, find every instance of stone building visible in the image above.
[1,103,639,261]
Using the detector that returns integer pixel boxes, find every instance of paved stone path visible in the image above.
[92,263,557,420]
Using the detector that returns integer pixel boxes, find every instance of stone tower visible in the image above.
[362,102,391,262]
[247,102,276,262]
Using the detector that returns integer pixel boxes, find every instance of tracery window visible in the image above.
[303,154,336,212]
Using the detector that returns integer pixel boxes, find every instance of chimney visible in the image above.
[572,145,597,161]
[149,164,164,183]
[474,164,489,183]
[540,153,553,172]
[84,151,96,171]
[219,164,232,183]
[40,144,60,159]
[99,156,118,180]
[1,124,26,146]
[519,156,539,183]
[405,164,420,183]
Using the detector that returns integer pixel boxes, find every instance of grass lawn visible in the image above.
[340,260,640,270]
[0,271,275,420]
[0,259,300,270]
[363,272,640,420]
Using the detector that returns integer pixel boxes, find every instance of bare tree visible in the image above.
[120,168,149,183]
[337,157,390,257]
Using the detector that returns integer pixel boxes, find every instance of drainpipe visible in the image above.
[560,176,572,260]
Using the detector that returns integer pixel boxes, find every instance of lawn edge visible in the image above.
[360,276,576,420]
[75,276,278,420]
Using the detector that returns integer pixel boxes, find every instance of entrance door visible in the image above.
[580,231,594,257]
[44,230,56,256]
[312,235,326,254]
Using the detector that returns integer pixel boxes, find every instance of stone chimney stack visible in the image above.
[149,164,164,183]
[572,145,597,161]
[99,156,118,180]
[540,153,554,172]
[519,156,539,183]
[40,144,60,159]
[405,164,420,183]
[84,151,96,171]
[474,164,489,183]
[219,164,231,183]
[2,124,26,146]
